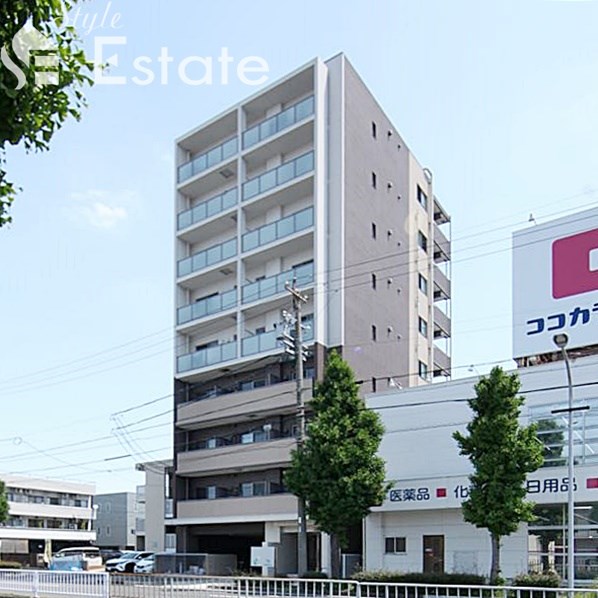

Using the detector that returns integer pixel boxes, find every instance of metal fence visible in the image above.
[0,568,109,597]
[3,571,598,598]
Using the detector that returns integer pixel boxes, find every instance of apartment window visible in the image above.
[255,326,266,335]
[385,537,407,554]
[418,317,428,337]
[417,185,428,211]
[372,325,377,342]
[418,361,428,380]
[371,273,377,290]
[207,486,216,500]
[165,533,177,551]
[372,223,377,239]
[105,525,111,537]
[417,231,428,253]
[418,274,428,294]
[372,377,377,393]
[104,502,111,514]
[371,172,377,189]
[372,121,377,138]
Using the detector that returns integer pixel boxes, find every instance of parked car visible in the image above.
[133,554,155,574]
[50,547,105,572]
[105,551,153,573]
[100,549,122,563]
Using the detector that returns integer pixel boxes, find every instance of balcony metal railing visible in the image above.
[177,188,237,231]
[177,238,237,278]
[241,317,314,358]
[242,207,313,253]
[242,261,314,304]
[177,289,237,326]
[177,341,237,374]
[177,136,238,184]
[242,96,315,149]
[242,151,314,201]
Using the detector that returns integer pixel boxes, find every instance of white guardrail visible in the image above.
[0,569,109,597]
[2,571,598,598]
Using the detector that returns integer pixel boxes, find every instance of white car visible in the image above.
[133,554,155,574]
[105,551,153,573]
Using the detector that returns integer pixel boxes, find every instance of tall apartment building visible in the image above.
[0,475,96,566]
[171,54,451,573]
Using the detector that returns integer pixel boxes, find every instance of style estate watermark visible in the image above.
[1,2,270,89]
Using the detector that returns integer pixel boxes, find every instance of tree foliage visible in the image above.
[453,366,543,583]
[1,0,93,226]
[285,350,389,572]
[0,480,9,524]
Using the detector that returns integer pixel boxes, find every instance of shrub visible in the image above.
[303,571,329,579]
[352,570,486,586]
[511,572,560,598]
[0,561,22,569]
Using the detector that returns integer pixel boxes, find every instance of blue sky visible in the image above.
[0,0,597,493]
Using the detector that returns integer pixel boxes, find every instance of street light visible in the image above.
[553,333,575,588]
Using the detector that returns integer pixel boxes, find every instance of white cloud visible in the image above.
[68,189,136,230]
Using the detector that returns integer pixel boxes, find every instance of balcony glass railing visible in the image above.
[242,96,315,149]
[242,316,314,357]
[242,152,314,201]
[177,238,237,278]
[177,137,238,184]
[177,289,237,326]
[177,341,237,373]
[242,207,313,253]
[177,188,237,230]
[242,262,314,304]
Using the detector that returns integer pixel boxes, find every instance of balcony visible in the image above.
[177,341,237,374]
[242,96,315,150]
[433,347,451,377]
[177,289,237,327]
[242,207,314,253]
[242,152,314,202]
[177,438,295,476]
[433,225,451,263]
[433,266,451,301]
[178,137,238,184]
[177,379,312,429]
[241,317,314,358]
[177,238,237,279]
[434,196,450,225]
[177,188,237,232]
[176,493,297,522]
[242,262,314,305]
[433,306,451,339]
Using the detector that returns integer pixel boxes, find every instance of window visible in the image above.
[165,533,177,551]
[207,486,217,500]
[371,172,377,189]
[371,273,377,290]
[418,274,428,294]
[372,325,377,342]
[372,121,377,138]
[419,361,428,380]
[417,185,428,211]
[372,378,377,393]
[255,326,266,335]
[418,317,428,337]
[105,502,111,514]
[372,223,377,239]
[385,537,407,553]
[105,525,111,537]
[417,231,428,253]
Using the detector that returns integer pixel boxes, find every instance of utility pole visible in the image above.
[283,279,309,576]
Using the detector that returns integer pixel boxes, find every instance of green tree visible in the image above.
[0,480,9,524]
[284,351,389,578]
[453,366,544,584]
[1,0,93,227]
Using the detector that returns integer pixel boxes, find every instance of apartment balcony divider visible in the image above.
[242,207,314,253]
[177,137,238,184]
[177,188,238,231]
[177,288,237,326]
[177,238,237,278]
[177,340,237,374]
[242,261,314,305]
[242,151,314,201]
[242,96,315,149]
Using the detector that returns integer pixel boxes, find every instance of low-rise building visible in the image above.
[94,492,136,551]
[0,475,95,565]
[365,355,598,580]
